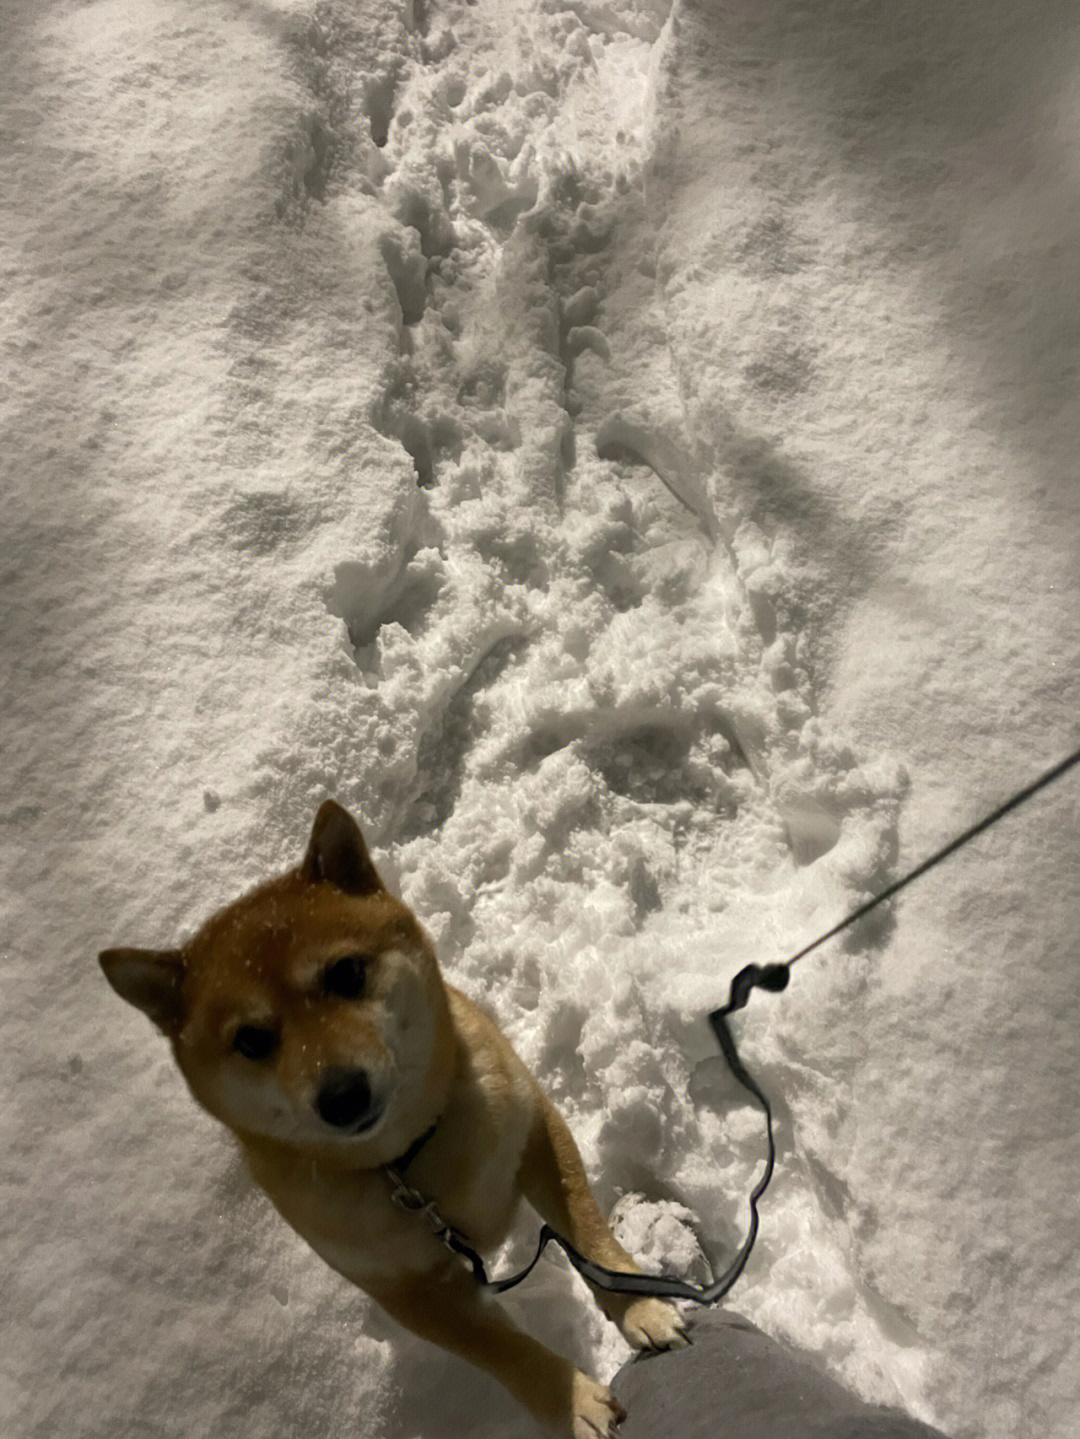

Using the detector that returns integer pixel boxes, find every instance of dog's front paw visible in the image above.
[617,1296,692,1353]
[569,1373,626,1439]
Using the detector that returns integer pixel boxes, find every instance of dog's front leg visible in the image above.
[367,1262,625,1438]
[518,1092,692,1353]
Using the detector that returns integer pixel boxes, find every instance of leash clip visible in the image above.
[385,1168,471,1256]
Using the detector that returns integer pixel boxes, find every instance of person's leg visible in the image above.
[612,1308,952,1439]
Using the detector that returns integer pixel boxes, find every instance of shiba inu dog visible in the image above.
[100,800,690,1437]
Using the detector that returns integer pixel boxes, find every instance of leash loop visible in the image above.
[384,742,1080,1305]
[724,962,789,1012]
[381,958,781,1306]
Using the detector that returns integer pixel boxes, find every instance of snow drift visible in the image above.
[3,2,1079,1437]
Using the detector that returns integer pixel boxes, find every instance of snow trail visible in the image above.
[255,0,920,1423]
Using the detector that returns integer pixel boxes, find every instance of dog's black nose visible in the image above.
[315,1068,373,1130]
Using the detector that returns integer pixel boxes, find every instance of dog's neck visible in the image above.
[387,1117,441,1175]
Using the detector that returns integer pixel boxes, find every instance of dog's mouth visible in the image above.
[345,1100,386,1137]
[317,1096,387,1140]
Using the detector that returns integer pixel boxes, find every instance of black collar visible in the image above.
[388,1118,440,1174]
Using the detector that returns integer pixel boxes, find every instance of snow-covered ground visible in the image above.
[4,2,1079,1437]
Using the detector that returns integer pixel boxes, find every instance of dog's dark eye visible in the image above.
[321,955,369,1000]
[233,1026,278,1061]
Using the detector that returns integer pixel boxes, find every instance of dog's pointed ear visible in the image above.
[99,948,186,1034]
[300,800,384,896]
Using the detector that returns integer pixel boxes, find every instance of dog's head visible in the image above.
[100,801,454,1166]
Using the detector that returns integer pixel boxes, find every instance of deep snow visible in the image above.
[3,2,1079,1438]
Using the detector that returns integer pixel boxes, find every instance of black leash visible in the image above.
[388,742,1080,1303]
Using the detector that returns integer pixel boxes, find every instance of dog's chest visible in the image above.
[245,1152,454,1286]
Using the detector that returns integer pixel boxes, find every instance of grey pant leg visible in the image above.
[612,1309,953,1439]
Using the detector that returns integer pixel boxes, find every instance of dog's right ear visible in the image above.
[99,948,186,1034]
[300,800,384,896]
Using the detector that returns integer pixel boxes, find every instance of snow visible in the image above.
[3,1,1079,1437]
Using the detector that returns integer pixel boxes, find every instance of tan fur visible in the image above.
[100,802,689,1437]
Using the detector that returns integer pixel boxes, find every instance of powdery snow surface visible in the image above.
[3,1,1079,1436]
